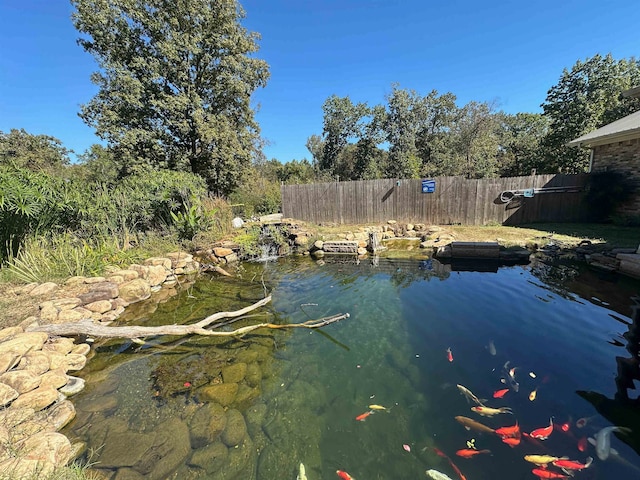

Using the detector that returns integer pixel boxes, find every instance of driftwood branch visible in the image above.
[26,295,350,340]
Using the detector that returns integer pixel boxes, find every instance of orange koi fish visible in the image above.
[447,347,453,362]
[577,436,588,452]
[493,388,509,398]
[495,421,520,437]
[501,436,521,447]
[433,448,467,480]
[530,418,554,440]
[552,456,593,471]
[355,410,373,421]
[336,470,355,480]
[456,448,491,458]
[531,467,569,479]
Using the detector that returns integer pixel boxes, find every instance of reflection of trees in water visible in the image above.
[528,259,581,301]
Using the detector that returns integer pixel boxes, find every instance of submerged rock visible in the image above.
[221,409,247,447]
[189,402,227,449]
[188,441,228,474]
[199,382,238,406]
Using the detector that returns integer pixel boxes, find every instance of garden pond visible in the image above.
[64,255,640,479]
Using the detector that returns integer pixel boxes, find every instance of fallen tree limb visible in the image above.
[26,295,350,340]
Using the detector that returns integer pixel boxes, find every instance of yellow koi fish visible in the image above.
[524,454,566,466]
[368,404,387,410]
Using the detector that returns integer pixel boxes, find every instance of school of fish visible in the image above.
[311,339,634,480]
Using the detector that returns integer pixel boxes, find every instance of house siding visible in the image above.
[592,138,640,215]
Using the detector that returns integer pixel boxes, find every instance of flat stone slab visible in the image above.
[617,253,640,266]
[322,241,358,254]
[451,242,500,259]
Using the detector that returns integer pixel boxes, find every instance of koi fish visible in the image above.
[575,415,596,428]
[355,410,373,421]
[454,416,496,434]
[530,418,554,440]
[577,436,588,452]
[456,448,491,458]
[425,470,454,480]
[456,384,486,406]
[524,455,565,466]
[493,388,509,398]
[447,347,453,362]
[495,421,520,438]
[336,470,355,480]
[297,463,308,480]
[529,387,538,401]
[487,340,496,355]
[552,456,593,471]
[531,467,569,479]
[502,361,520,392]
[433,448,467,480]
[501,436,521,447]
[471,405,512,417]
[592,425,632,460]
[368,404,387,410]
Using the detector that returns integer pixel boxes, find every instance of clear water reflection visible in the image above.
[66,256,640,479]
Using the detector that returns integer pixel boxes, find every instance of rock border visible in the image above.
[0,251,201,478]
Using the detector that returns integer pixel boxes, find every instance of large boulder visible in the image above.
[0,382,19,407]
[222,363,247,384]
[0,370,41,394]
[0,332,49,356]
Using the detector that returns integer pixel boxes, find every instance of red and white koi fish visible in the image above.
[531,467,569,479]
[336,470,355,480]
[552,456,593,471]
[493,388,509,398]
[471,405,512,417]
[355,410,373,421]
[455,448,491,458]
[446,347,453,362]
[530,418,554,440]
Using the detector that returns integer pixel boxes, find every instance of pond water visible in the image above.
[64,255,640,480]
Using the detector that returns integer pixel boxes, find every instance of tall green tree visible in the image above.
[384,85,422,178]
[71,0,269,195]
[451,101,502,178]
[497,113,549,176]
[0,129,70,175]
[319,95,369,178]
[541,53,640,173]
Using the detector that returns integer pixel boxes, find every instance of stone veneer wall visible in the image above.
[592,137,640,214]
[0,251,202,478]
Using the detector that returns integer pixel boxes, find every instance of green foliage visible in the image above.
[498,113,549,176]
[0,166,205,263]
[0,129,71,174]
[584,171,636,222]
[3,234,154,283]
[229,169,282,217]
[71,0,270,195]
[541,54,640,173]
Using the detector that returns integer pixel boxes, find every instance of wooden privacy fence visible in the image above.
[281,174,590,225]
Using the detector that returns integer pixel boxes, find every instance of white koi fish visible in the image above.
[425,469,454,480]
[297,463,307,480]
[591,426,632,460]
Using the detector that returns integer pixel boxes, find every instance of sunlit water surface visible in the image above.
[65,256,640,480]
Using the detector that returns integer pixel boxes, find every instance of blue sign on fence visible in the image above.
[421,179,436,193]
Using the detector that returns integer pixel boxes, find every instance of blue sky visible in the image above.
[0,1,637,163]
